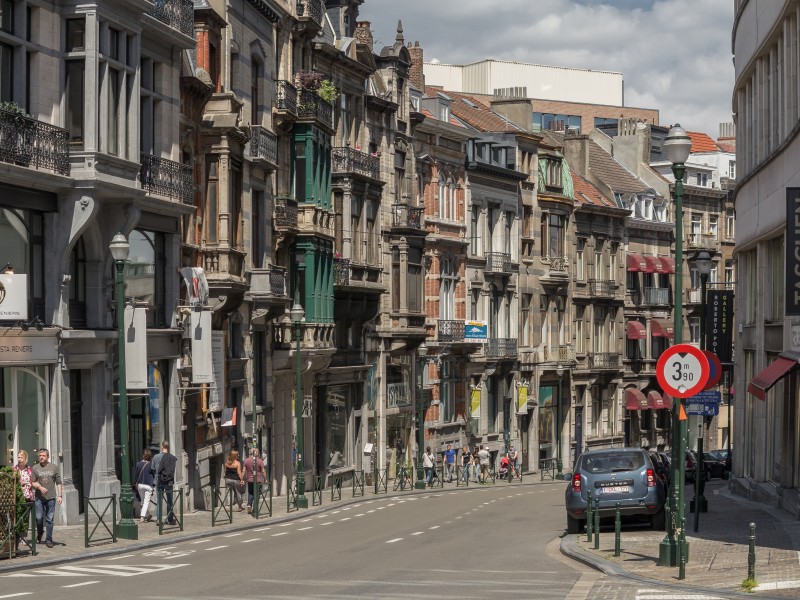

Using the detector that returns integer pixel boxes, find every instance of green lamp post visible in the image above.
[692,250,712,526]
[556,363,564,477]
[658,124,692,567]
[291,302,308,509]
[415,342,428,490]
[110,233,137,540]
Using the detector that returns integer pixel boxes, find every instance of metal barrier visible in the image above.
[352,470,365,497]
[157,487,184,535]
[313,475,324,506]
[376,468,388,494]
[393,466,413,491]
[540,458,557,481]
[287,477,298,513]
[456,465,470,487]
[1,500,36,558]
[252,481,272,519]
[84,494,117,548]
[211,485,233,527]
[330,473,342,502]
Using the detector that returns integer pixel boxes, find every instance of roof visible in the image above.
[572,173,617,208]
[688,131,720,153]
[717,138,736,153]
[425,86,521,133]
[586,138,649,194]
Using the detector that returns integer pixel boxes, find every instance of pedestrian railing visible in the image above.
[84,494,117,548]
[286,477,298,513]
[540,458,557,481]
[312,475,324,507]
[376,468,388,494]
[393,466,413,491]
[456,466,470,487]
[1,500,36,558]
[252,481,272,519]
[210,485,233,527]
[330,473,343,502]
[352,470,365,497]
[157,487,184,535]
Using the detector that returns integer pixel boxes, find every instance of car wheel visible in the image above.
[651,508,666,531]
[567,514,582,534]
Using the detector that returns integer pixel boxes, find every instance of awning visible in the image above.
[651,319,675,338]
[626,321,647,340]
[659,256,676,274]
[648,390,669,409]
[627,253,647,272]
[747,356,799,400]
[625,388,649,410]
[645,255,663,273]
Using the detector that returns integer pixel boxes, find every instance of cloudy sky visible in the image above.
[360,0,734,138]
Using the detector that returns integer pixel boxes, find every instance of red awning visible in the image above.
[625,388,649,410]
[659,256,676,274]
[645,255,664,273]
[747,356,798,400]
[651,319,675,338]
[648,390,668,409]
[626,321,647,340]
[627,253,647,272]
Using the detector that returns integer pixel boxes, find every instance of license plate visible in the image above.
[600,486,629,494]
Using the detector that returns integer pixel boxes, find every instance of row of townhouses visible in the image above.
[0,0,735,525]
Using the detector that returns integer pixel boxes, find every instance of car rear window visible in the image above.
[580,452,645,474]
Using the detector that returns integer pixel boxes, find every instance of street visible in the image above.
[0,482,743,600]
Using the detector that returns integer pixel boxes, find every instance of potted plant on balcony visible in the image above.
[0,101,34,167]
[294,71,338,108]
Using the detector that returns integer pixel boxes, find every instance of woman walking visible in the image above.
[134,449,155,522]
[423,446,435,487]
[224,450,245,511]
[461,445,471,483]
[14,450,34,501]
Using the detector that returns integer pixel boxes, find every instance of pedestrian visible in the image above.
[472,445,480,483]
[243,448,267,514]
[152,440,177,524]
[133,449,155,523]
[507,445,519,480]
[443,443,456,483]
[423,446,435,487]
[30,449,62,548]
[13,450,34,502]
[461,445,471,483]
[224,450,245,511]
[478,445,490,484]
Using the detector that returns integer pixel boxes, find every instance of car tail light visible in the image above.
[572,473,581,492]
[647,468,656,487]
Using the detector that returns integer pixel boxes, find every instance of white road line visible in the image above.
[340,517,351,522]
[387,503,395,507]
[278,522,293,527]
[241,538,261,543]
[455,516,463,519]
[0,594,33,598]
[429,525,440,530]
[224,532,243,537]
[377,506,386,510]
[635,594,724,599]
[57,566,149,576]
[341,507,351,511]
[206,545,229,551]
[105,554,135,560]
[411,532,424,536]
[367,510,376,513]
[301,518,313,522]
[254,527,271,532]
[62,581,99,589]
[386,538,403,543]
[298,526,313,531]
[445,521,452,524]
[332,510,341,514]
[271,532,288,537]
[320,522,334,526]
[355,513,365,517]
[754,580,800,591]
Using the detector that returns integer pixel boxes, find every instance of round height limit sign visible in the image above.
[656,344,710,398]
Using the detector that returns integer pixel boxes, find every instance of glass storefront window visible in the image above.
[126,229,167,327]
[538,385,555,462]
[0,367,49,465]
[326,385,349,468]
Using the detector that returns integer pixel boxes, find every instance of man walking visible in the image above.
[152,440,177,525]
[461,445,471,483]
[443,443,456,483]
[478,445,490,484]
[243,448,267,514]
[31,449,62,548]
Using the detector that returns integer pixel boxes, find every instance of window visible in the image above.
[251,190,264,269]
[766,236,784,322]
[696,172,707,186]
[440,103,449,122]
[66,19,85,52]
[709,215,718,238]
[725,260,734,287]
[69,237,87,327]
[691,213,702,236]
[205,159,219,243]
[593,307,605,353]
[440,360,455,423]
[0,42,11,102]
[0,207,46,320]
[325,385,351,470]
[440,257,455,320]
[575,305,584,353]
[471,288,479,320]
[576,239,585,280]
[690,317,700,344]
[127,229,167,327]
[339,94,349,145]
[65,59,85,147]
[741,249,757,324]
[594,117,618,128]
[521,294,532,347]
[729,161,736,179]
[470,205,480,255]
[437,174,445,218]
[545,158,563,190]
[540,294,550,347]
[0,0,12,34]
[608,245,617,282]
[594,245,603,280]
[350,198,361,262]
[251,58,261,124]
[726,209,735,239]
[106,67,121,155]
[640,409,652,432]
[486,377,498,434]
[366,200,377,264]
[394,150,406,204]
[407,246,422,313]
[591,386,602,437]
[542,213,565,258]
[504,211,513,255]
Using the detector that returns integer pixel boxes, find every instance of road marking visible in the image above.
[411,532,424,536]
[0,594,33,598]
[445,521,452,524]
[254,527,271,532]
[278,522,293,527]
[320,522,334,526]
[298,526,313,531]
[62,581,99,588]
[377,506,386,510]
[429,525,440,530]
[368,510,376,513]
[386,538,403,543]
[271,532,288,537]
[355,513,365,517]
[301,518,313,522]
[332,510,341,515]
[455,516,463,519]
[206,545,228,551]
[105,554,135,560]
[387,503,395,507]
[339,517,351,522]
[635,592,725,599]
[341,507,351,511]
[241,538,261,543]
[224,532,243,537]
[191,539,212,543]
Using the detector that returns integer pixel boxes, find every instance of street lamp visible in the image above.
[692,250,712,526]
[556,364,564,477]
[291,302,308,509]
[415,342,428,490]
[658,124,692,569]
[110,233,137,540]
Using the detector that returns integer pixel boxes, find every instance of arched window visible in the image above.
[437,173,446,218]
[69,237,87,328]
[446,177,456,220]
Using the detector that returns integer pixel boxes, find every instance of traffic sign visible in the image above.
[689,390,722,404]
[686,403,719,417]
[702,350,722,390]
[656,344,710,398]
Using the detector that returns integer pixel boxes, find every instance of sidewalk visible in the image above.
[561,479,800,597]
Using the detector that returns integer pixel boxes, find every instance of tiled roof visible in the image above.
[688,131,720,153]
[425,86,521,133]
[420,106,467,128]
[717,139,736,153]
[572,173,617,208]
[586,138,649,194]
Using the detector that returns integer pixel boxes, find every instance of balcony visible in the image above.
[686,288,703,304]
[139,153,194,205]
[685,233,719,250]
[589,279,616,298]
[249,125,278,167]
[147,0,194,38]
[0,110,70,175]
[201,247,247,281]
[437,319,465,343]
[332,146,380,180]
[485,252,512,274]
[297,0,325,24]
[588,352,621,370]
[333,257,350,286]
[274,195,298,230]
[275,80,298,115]
[643,287,671,306]
[544,344,576,364]
[392,204,424,230]
[486,338,517,360]
[297,89,333,130]
[249,266,287,298]
[541,255,569,284]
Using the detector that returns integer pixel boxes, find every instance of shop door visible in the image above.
[0,367,49,465]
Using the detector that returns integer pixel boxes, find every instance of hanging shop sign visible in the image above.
[0,333,57,365]
[191,309,214,384]
[124,305,148,389]
[0,274,28,320]
[706,290,733,364]
[208,330,226,412]
[786,188,800,316]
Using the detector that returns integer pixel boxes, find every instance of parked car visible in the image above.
[685,451,705,483]
[708,448,732,471]
[702,452,729,479]
[565,448,666,534]
[658,451,672,473]
[648,451,670,486]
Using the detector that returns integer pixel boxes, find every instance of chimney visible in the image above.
[354,21,373,52]
[409,41,424,89]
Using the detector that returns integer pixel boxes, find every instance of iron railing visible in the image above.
[1,500,36,558]
[486,252,512,273]
[249,125,278,164]
[588,352,621,370]
[297,89,333,129]
[83,494,117,548]
[0,110,70,175]
[545,344,576,363]
[589,279,616,297]
[157,487,184,535]
[643,287,671,306]
[438,319,465,342]
[332,146,380,179]
[685,233,719,249]
[252,481,272,519]
[540,458,557,481]
[392,204,424,229]
[140,153,194,205]
[333,257,350,285]
[276,80,298,114]
[275,195,298,229]
[352,471,365,497]
[297,0,324,23]
[148,0,194,37]
[486,338,517,359]
[210,485,234,527]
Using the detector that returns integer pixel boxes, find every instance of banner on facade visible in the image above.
[0,273,27,320]
[517,386,528,414]
[124,305,148,389]
[367,363,378,410]
[470,387,481,415]
[787,188,800,315]
[706,289,734,364]
[191,309,214,384]
[179,266,209,307]
[208,330,226,412]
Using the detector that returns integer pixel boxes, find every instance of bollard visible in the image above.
[614,501,621,557]
[586,491,593,542]
[678,516,686,580]
[594,497,600,550]
[748,522,756,580]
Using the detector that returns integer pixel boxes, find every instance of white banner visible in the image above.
[208,330,226,412]
[191,309,214,384]
[124,305,148,389]
[0,274,28,320]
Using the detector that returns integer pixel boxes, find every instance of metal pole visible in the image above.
[593,496,600,550]
[614,501,621,557]
[294,320,308,508]
[586,490,593,542]
[698,272,708,516]
[748,522,756,580]
[726,369,732,473]
[415,356,426,489]
[115,260,137,540]
[556,372,563,477]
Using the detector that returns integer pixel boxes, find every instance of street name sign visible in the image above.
[656,344,710,398]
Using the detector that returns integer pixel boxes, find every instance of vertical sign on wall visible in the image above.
[706,290,734,364]
[786,188,800,315]
[516,386,528,414]
[208,330,226,412]
[124,305,148,389]
[191,309,214,384]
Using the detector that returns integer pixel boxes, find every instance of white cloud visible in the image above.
[360,0,733,137]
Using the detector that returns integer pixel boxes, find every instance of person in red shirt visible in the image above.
[243,448,267,514]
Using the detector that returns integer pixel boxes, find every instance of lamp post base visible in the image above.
[115,519,138,541]
[295,495,309,509]
[658,538,677,567]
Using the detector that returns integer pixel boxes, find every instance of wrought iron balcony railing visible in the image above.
[685,233,719,250]
[588,352,621,370]
[297,0,324,24]
[249,125,277,165]
[139,153,194,205]
[544,344,576,363]
[275,80,298,114]
[148,0,194,37]
[274,195,298,230]
[0,109,70,175]
[332,146,380,180]
[297,89,333,129]
[392,204,424,229]
[486,252,512,274]
[486,338,517,359]
[333,257,350,286]
[249,267,287,298]
[589,279,616,297]
[437,319,465,342]
[643,287,671,306]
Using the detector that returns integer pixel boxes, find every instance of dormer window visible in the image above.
[440,103,449,122]
[545,158,562,191]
